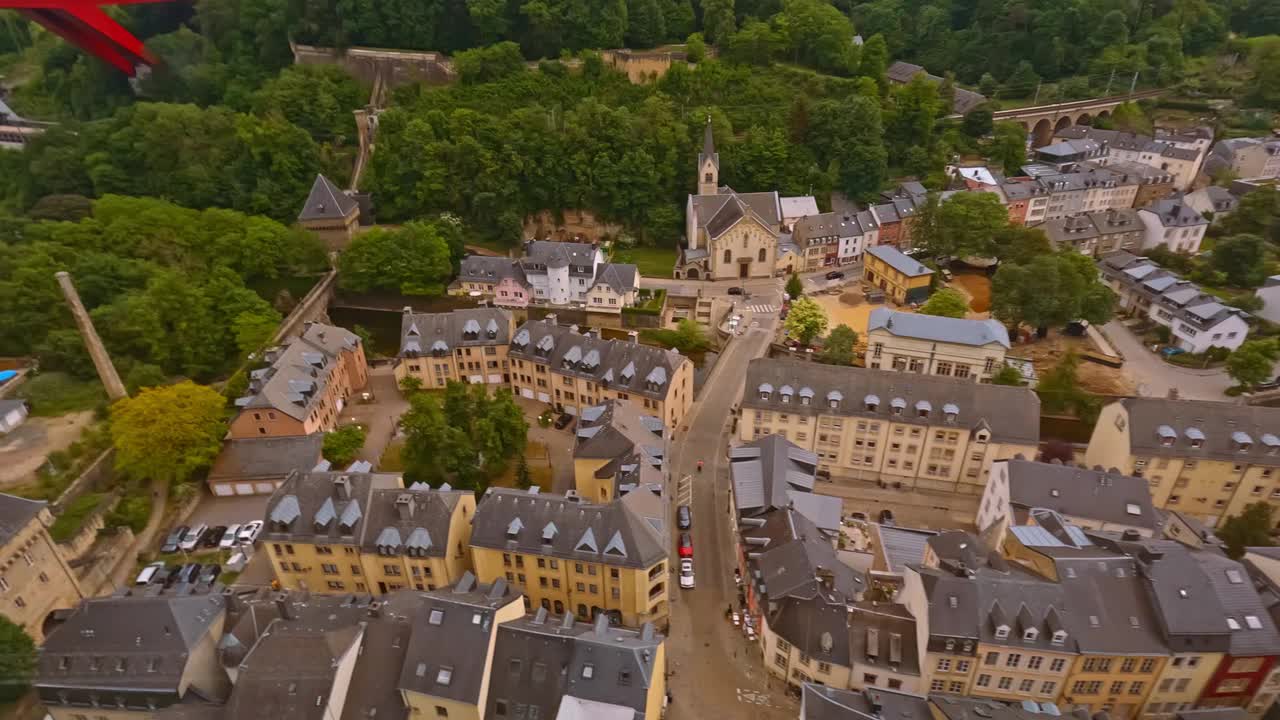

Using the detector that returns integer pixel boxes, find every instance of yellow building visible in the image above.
[0,493,84,643]
[263,470,476,594]
[739,358,1040,494]
[865,308,1011,382]
[394,307,515,389]
[509,318,694,430]
[1085,398,1280,528]
[573,399,667,504]
[469,487,669,628]
[864,245,934,305]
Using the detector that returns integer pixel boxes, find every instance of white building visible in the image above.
[518,241,606,306]
[1138,198,1208,254]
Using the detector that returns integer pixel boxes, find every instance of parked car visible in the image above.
[679,558,695,589]
[1254,376,1280,391]
[731,611,741,627]
[200,525,226,549]
[878,509,896,526]
[676,505,692,530]
[198,564,222,585]
[179,523,208,552]
[678,532,693,558]
[554,413,575,430]
[160,525,189,554]
[219,524,242,550]
[169,563,202,586]
[727,286,744,296]
[134,561,165,586]
[825,270,845,280]
[237,520,264,545]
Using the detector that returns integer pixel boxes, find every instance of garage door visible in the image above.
[234,483,255,495]
[255,482,276,494]
[521,388,534,399]
[212,484,234,497]
[469,375,483,384]
[487,374,503,384]
[537,392,550,403]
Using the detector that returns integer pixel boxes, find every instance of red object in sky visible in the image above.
[0,0,165,75]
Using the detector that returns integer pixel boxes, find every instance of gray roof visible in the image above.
[1142,198,1208,228]
[729,434,817,515]
[485,612,663,720]
[235,323,361,421]
[865,246,933,278]
[801,684,931,720]
[399,307,512,357]
[1047,550,1168,655]
[868,308,1009,349]
[1001,458,1159,531]
[1116,397,1280,466]
[511,320,689,402]
[298,174,358,221]
[574,400,666,500]
[1099,254,1249,331]
[207,435,324,483]
[458,255,528,285]
[590,264,639,295]
[699,119,718,171]
[399,575,520,704]
[847,603,920,675]
[930,695,1051,720]
[0,491,46,547]
[743,358,1040,446]
[471,488,667,570]
[1192,550,1280,656]
[521,241,600,272]
[38,592,229,705]
[691,190,783,239]
[225,622,362,720]
[884,62,987,114]
[876,525,937,574]
[793,212,868,244]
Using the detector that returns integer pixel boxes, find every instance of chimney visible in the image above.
[55,272,127,400]
[275,593,293,620]
[594,613,610,637]
[627,331,639,344]
[334,476,352,500]
[815,566,835,591]
[545,313,558,325]
[395,493,414,521]
[569,324,579,334]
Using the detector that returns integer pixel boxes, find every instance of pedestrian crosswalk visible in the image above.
[745,304,776,314]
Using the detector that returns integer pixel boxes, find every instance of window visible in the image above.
[1111,681,1126,695]
[937,658,952,672]
[1122,658,1136,673]
[1140,658,1156,673]
[932,680,946,692]
[949,681,964,693]
[774,653,787,668]
[998,677,1013,690]
[863,673,878,685]
[1050,658,1066,673]
[1006,653,1022,668]
[985,651,999,666]
[957,660,971,673]
[1040,681,1056,695]
[1020,679,1035,692]
[1129,681,1145,695]
[818,661,832,674]
[1027,656,1043,670]
[436,708,448,718]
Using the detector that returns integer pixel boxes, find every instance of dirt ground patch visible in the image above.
[0,411,95,489]
[949,272,992,313]
[810,291,904,337]
[1013,333,1135,396]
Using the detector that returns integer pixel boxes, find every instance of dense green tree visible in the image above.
[1249,39,1280,110]
[962,107,993,138]
[786,272,803,299]
[400,381,528,490]
[919,288,969,318]
[626,0,667,48]
[1219,502,1275,558]
[775,0,857,74]
[859,33,889,87]
[992,226,1052,266]
[110,381,226,485]
[323,425,368,467]
[785,296,828,345]
[701,0,736,43]
[685,32,707,61]
[1212,234,1269,288]
[809,95,887,201]
[991,364,1025,386]
[977,72,997,97]
[916,192,1009,259]
[725,19,781,64]
[1004,61,1040,98]
[816,324,857,365]
[1227,339,1280,389]
[641,319,710,353]
[339,221,455,295]
[250,65,366,142]
[455,42,527,84]
[1219,187,1280,240]
[884,75,940,171]
[990,122,1029,176]
[0,616,36,702]
[992,252,1115,335]
[1035,352,1100,422]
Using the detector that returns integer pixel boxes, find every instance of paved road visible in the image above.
[1102,321,1235,400]
[665,290,800,720]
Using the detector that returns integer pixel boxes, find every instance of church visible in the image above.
[674,121,810,280]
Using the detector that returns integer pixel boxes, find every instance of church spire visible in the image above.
[697,116,719,196]
[702,116,716,159]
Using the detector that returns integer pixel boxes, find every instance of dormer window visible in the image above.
[863,394,878,412]
[1234,431,1253,452]
[759,383,773,401]
[994,625,1010,640]
[781,393,791,403]
[916,400,931,419]
[1051,630,1067,645]
[1023,628,1039,642]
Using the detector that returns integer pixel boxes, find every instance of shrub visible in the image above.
[49,493,105,543]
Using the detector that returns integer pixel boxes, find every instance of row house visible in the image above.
[1205,138,1280,181]
[738,359,1040,494]
[1042,209,1144,257]
[1056,126,1211,191]
[230,322,369,439]
[1138,198,1209,254]
[1099,252,1250,354]
[792,210,880,269]
[572,399,667,504]
[393,307,514,390]
[456,242,640,311]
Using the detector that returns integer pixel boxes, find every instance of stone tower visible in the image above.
[697,117,719,196]
[55,271,127,401]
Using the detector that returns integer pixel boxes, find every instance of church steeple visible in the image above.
[697,117,719,196]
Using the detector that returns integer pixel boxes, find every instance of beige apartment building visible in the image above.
[469,487,670,628]
[1086,398,1280,528]
[0,493,84,643]
[865,308,1011,382]
[263,471,476,594]
[739,359,1040,493]
[572,399,667,504]
[230,322,369,439]
[509,318,694,430]
[394,307,515,389]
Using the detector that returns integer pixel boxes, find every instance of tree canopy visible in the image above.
[1226,339,1280,389]
[919,288,970,318]
[338,220,458,296]
[992,252,1115,334]
[816,324,858,365]
[400,381,528,491]
[0,616,36,702]
[109,381,226,485]
[1219,502,1275,558]
[785,296,829,345]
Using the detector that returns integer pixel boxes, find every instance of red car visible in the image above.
[679,532,693,558]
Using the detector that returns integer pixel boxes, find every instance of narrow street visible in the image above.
[665,286,800,720]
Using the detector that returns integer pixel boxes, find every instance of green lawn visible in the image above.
[15,372,106,416]
[614,247,677,278]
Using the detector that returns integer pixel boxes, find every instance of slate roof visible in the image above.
[801,684,931,720]
[574,400,666,499]
[485,612,663,720]
[1000,458,1159,531]
[699,119,719,170]
[298,174,358,221]
[743,358,1040,446]
[458,255,528,285]
[781,196,821,220]
[0,491,46,546]
[1098,254,1250,332]
[884,62,987,114]
[794,212,870,244]
[399,307,512,357]
[1046,549,1168,656]
[876,525,937,575]
[471,487,667,569]
[521,241,600,272]
[207,435,324,483]
[692,190,783,239]
[865,246,933,278]
[1114,397,1280,466]
[868,308,1009,349]
[589,263,639,295]
[224,622,362,720]
[235,323,362,421]
[510,319,689,402]
[1142,198,1209,228]
[399,574,520,704]
[38,592,229,705]
[729,434,818,515]
[847,603,920,675]
[1191,550,1280,656]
